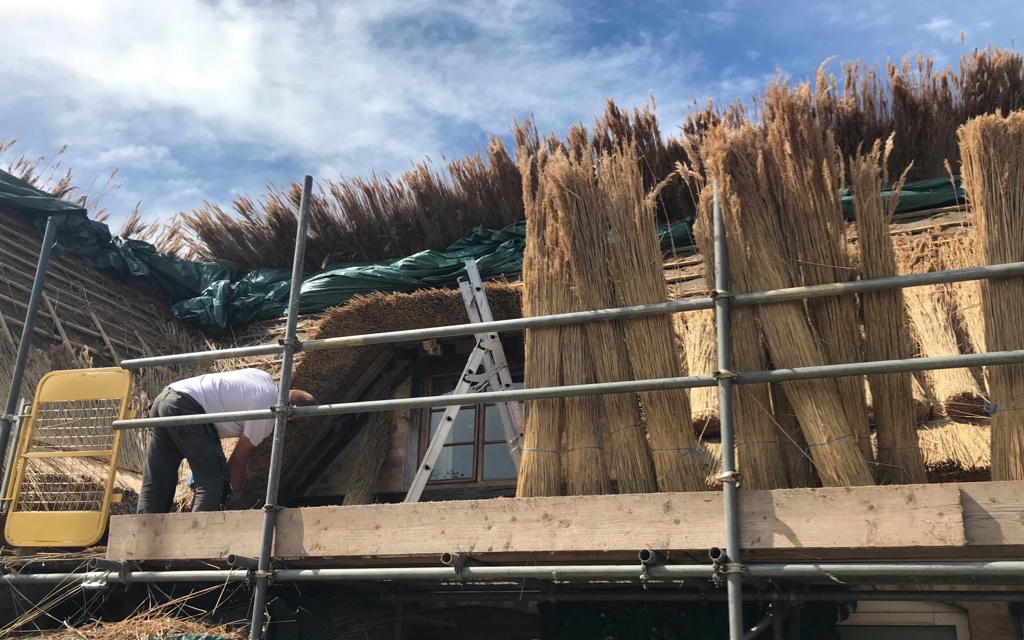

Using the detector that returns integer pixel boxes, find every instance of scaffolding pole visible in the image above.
[0,217,56,469]
[712,180,745,640]
[118,261,1024,370]
[113,348,1024,431]
[248,175,313,640]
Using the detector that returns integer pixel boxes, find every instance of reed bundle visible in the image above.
[763,81,873,465]
[851,139,926,484]
[547,150,656,494]
[770,383,819,487]
[959,111,1024,481]
[896,234,987,418]
[691,183,788,490]
[516,152,563,497]
[599,150,705,493]
[678,308,719,436]
[701,122,874,487]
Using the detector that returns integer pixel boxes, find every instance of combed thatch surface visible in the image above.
[245,284,522,493]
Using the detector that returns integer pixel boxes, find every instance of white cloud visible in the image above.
[92,145,182,172]
[920,17,964,43]
[0,0,695,183]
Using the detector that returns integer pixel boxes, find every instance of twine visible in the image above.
[650,446,705,459]
[797,432,855,464]
[609,423,643,436]
[522,447,558,454]
[568,435,603,452]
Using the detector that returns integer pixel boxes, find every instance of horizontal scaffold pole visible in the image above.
[119,261,1024,370]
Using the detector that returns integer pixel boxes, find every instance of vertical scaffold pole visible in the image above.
[712,181,744,640]
[249,176,313,640]
[0,217,57,469]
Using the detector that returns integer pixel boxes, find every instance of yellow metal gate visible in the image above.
[4,368,133,547]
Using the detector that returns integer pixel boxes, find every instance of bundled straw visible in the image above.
[691,183,788,490]
[763,80,874,465]
[851,139,927,484]
[896,234,987,418]
[678,308,719,436]
[600,150,705,493]
[770,383,819,487]
[516,152,563,497]
[959,110,1024,481]
[700,122,874,487]
[548,150,657,494]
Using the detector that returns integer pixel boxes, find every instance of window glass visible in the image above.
[482,443,518,480]
[429,444,474,481]
[431,376,460,396]
[429,407,475,444]
[839,627,958,640]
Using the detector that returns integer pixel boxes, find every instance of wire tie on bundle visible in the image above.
[797,432,855,464]
[568,436,602,452]
[522,447,558,453]
[651,446,705,460]
[984,400,999,415]
[609,422,642,435]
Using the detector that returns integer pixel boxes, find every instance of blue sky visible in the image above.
[0,0,1019,230]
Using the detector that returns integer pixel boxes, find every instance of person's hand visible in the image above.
[223,488,261,510]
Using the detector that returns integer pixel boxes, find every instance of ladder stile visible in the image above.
[404,261,525,503]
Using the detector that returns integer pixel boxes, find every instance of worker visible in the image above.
[136,368,317,514]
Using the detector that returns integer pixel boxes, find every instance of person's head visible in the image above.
[288,389,318,428]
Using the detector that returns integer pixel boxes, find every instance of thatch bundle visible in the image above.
[698,119,874,487]
[764,81,874,465]
[678,308,719,436]
[516,152,565,497]
[544,150,656,494]
[959,110,1024,481]
[691,182,788,490]
[896,234,987,418]
[851,139,927,484]
[598,150,705,493]
[770,383,819,487]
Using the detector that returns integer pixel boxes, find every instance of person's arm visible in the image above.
[227,435,256,492]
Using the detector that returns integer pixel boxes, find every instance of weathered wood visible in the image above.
[107,483,965,562]
[960,481,1024,546]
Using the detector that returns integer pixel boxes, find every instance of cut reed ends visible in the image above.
[896,235,987,418]
[679,308,720,436]
[959,110,1024,481]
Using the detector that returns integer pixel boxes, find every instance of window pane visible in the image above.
[484,404,514,441]
[483,443,517,480]
[431,376,460,396]
[429,408,475,443]
[839,627,958,640]
[429,444,474,481]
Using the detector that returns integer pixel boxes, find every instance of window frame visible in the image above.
[838,601,971,640]
[419,367,522,486]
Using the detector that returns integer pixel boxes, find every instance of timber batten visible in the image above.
[101,481,1024,564]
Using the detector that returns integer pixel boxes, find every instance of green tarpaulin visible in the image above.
[0,168,965,334]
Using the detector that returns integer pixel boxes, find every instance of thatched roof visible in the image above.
[245,283,523,493]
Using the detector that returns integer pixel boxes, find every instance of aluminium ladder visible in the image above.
[404,261,524,503]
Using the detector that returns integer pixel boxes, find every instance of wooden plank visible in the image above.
[960,481,1024,546]
[107,483,964,562]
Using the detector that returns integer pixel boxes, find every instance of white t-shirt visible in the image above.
[168,368,279,447]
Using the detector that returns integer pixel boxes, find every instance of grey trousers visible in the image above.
[137,388,229,514]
